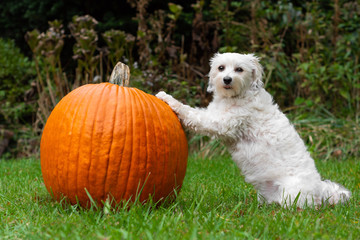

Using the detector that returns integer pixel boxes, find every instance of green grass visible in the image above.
[0,156,359,239]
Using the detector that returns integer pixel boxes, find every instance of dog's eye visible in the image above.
[218,65,225,71]
[235,67,244,72]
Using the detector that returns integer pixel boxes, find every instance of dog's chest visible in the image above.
[211,107,254,142]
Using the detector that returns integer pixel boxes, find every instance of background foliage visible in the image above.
[0,0,359,158]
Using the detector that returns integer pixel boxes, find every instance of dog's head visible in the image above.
[208,53,263,98]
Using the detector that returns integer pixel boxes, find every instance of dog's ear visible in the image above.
[210,52,220,69]
[250,54,264,89]
[207,75,215,93]
[207,52,220,93]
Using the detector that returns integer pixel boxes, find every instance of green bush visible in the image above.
[0,38,36,125]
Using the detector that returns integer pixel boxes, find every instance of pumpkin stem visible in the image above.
[109,62,130,87]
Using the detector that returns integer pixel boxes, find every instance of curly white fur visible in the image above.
[156,52,351,208]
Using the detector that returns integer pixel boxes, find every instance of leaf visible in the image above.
[339,89,350,101]
[168,3,183,16]
[305,100,314,107]
[137,30,146,38]
[294,97,305,106]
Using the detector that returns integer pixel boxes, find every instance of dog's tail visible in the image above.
[320,180,351,205]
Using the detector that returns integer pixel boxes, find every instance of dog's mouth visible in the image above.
[223,85,232,90]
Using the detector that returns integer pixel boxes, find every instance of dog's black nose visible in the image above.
[223,76,232,85]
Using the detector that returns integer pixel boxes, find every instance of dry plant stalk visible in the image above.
[25,20,67,132]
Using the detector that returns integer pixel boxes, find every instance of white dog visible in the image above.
[156,52,351,207]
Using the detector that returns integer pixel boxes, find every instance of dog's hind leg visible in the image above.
[320,180,351,205]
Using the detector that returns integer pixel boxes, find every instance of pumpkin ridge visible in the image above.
[132,89,146,200]
[164,101,177,194]
[97,83,118,201]
[124,88,147,201]
[55,90,82,199]
[122,88,135,200]
[177,120,188,188]
[113,86,128,200]
[87,84,109,203]
[146,94,170,200]
[103,84,119,199]
[63,86,94,202]
[46,86,79,199]
[159,98,176,198]
[132,89,151,200]
[170,109,180,189]
[73,84,104,205]
[171,103,186,190]
[41,86,80,199]
[50,92,72,199]
[147,94,167,200]
[153,95,187,197]
[72,85,101,203]
[96,83,118,201]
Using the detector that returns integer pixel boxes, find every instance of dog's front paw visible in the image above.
[155,91,181,110]
[156,91,172,102]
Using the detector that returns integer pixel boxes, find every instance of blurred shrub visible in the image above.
[0,38,36,125]
[2,0,359,158]
[3,0,359,119]
[0,38,39,158]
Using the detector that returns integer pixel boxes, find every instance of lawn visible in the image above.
[0,155,359,239]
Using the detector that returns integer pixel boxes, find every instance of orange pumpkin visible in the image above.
[40,64,188,207]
